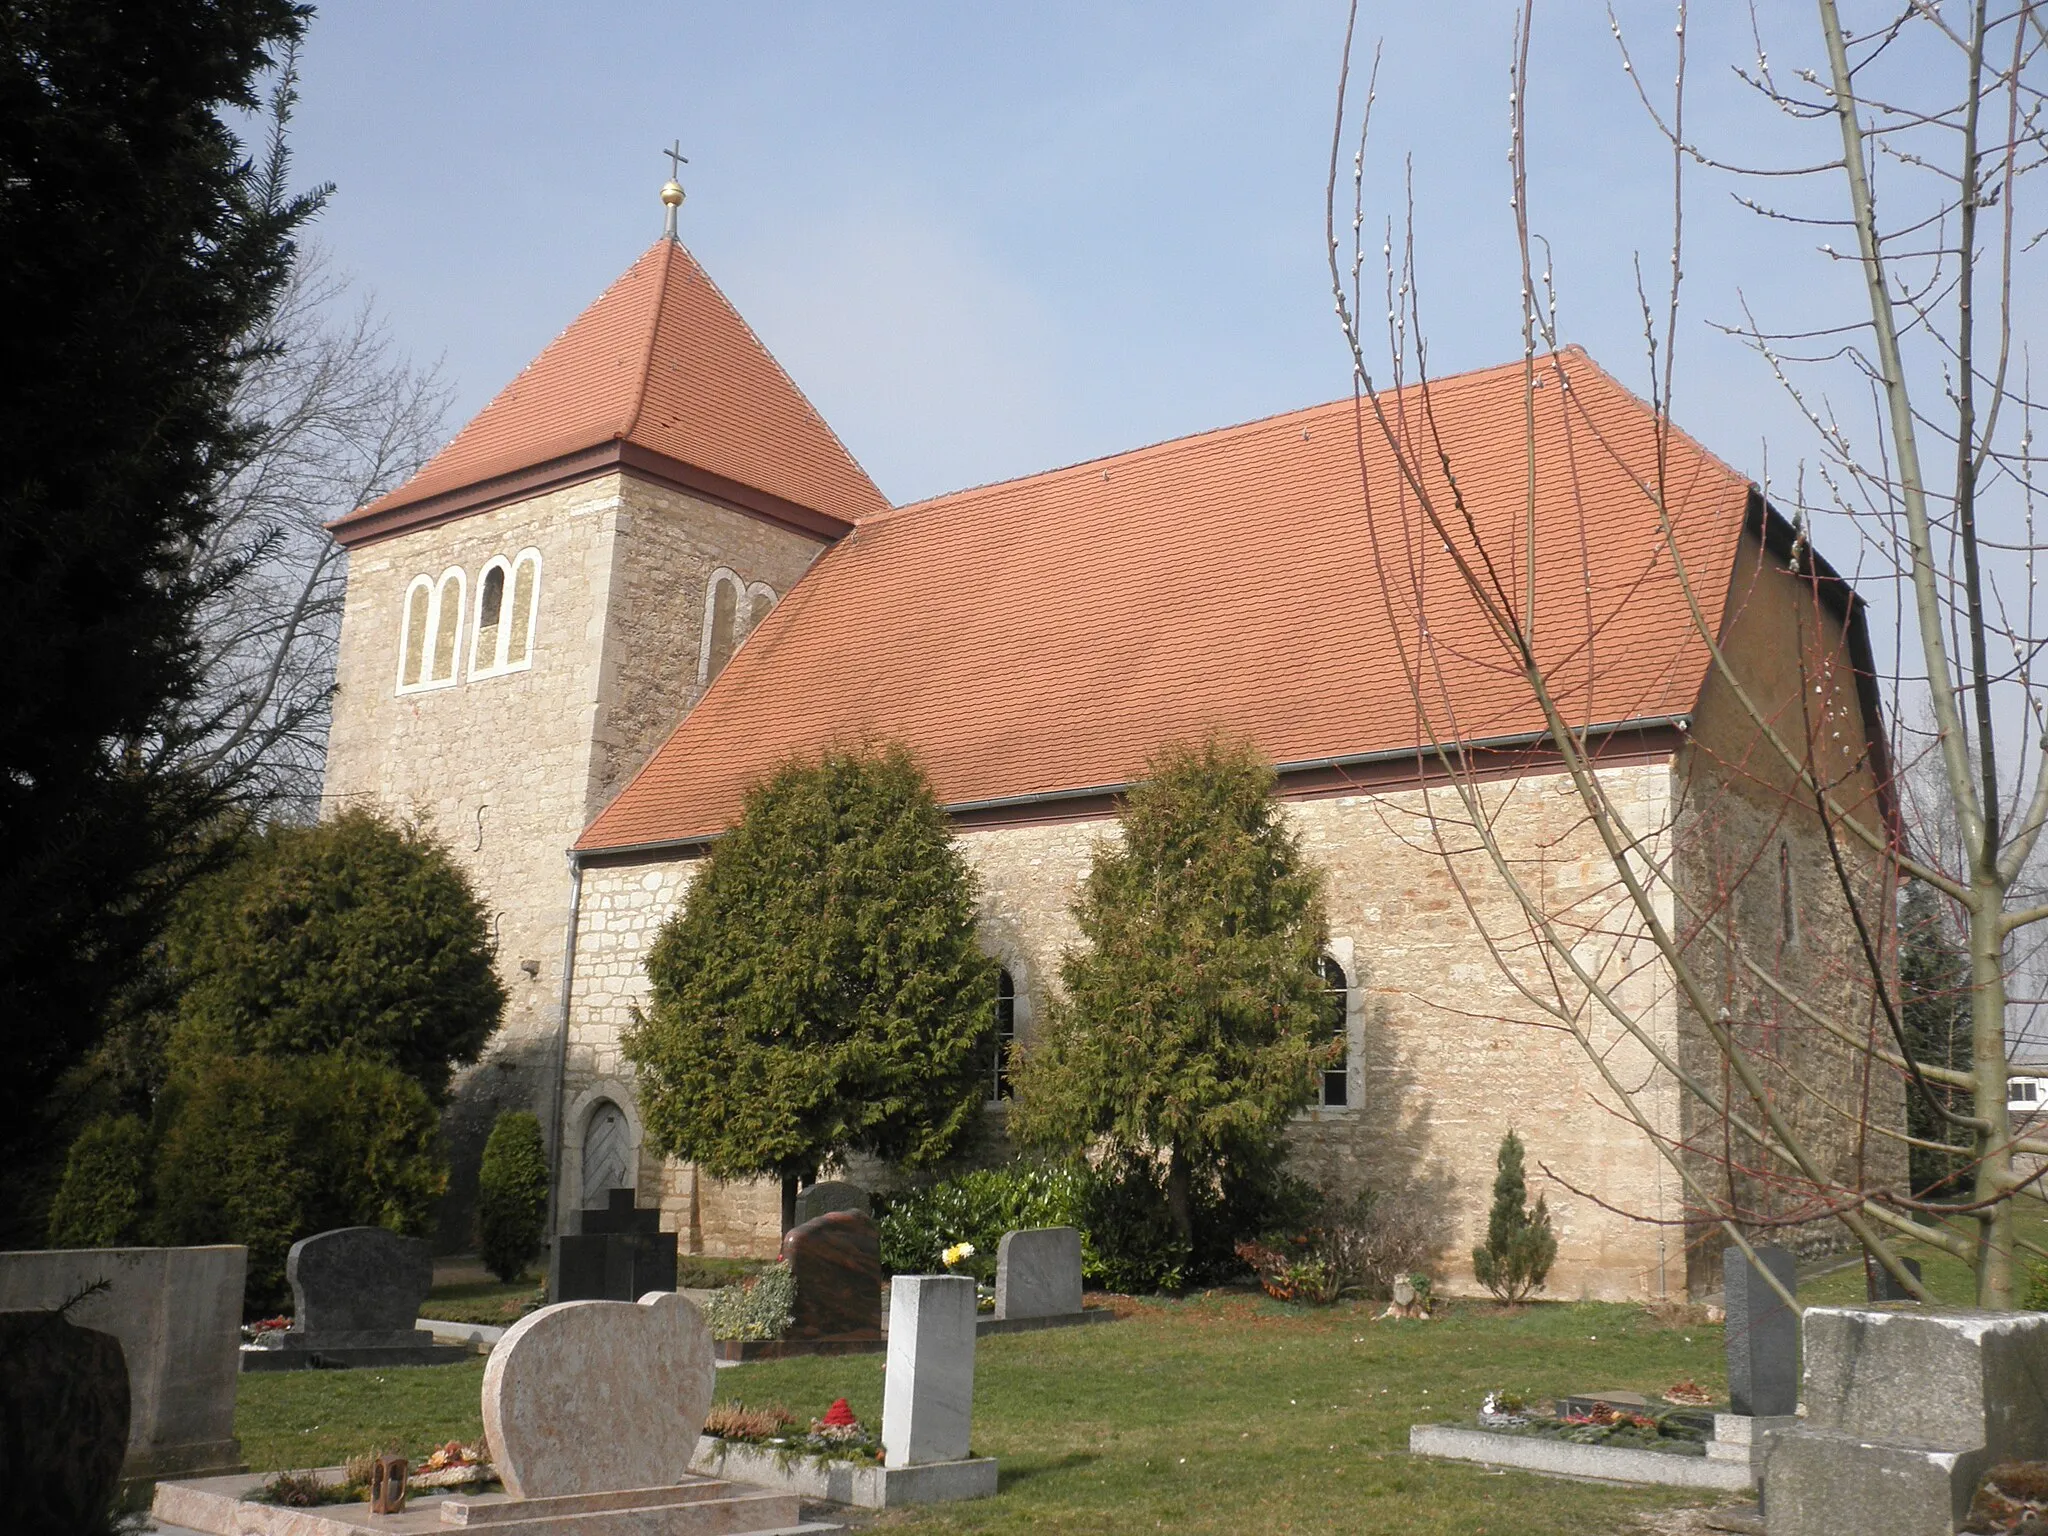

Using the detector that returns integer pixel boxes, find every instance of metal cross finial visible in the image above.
[659,141,689,239]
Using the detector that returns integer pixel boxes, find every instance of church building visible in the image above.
[323,188,1894,1300]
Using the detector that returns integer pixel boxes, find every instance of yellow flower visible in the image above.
[941,1241,976,1267]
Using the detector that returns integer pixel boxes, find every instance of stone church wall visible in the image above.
[562,760,1694,1300]
[323,469,829,1249]
[1670,526,1902,1294]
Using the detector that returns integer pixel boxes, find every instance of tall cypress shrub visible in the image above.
[476,1111,549,1283]
[1471,1130,1556,1303]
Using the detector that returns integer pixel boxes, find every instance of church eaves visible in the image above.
[577,349,1772,855]
[327,239,888,549]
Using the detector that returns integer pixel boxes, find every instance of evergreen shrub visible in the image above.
[628,746,997,1222]
[704,1261,796,1341]
[877,1162,1089,1283]
[1471,1130,1556,1304]
[165,809,504,1103]
[47,1115,150,1248]
[476,1111,549,1283]
[151,1052,446,1311]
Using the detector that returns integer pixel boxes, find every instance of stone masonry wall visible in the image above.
[564,763,1693,1297]
[323,469,829,1248]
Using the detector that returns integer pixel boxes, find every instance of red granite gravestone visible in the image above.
[783,1210,882,1344]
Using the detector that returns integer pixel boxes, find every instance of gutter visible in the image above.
[573,714,1693,863]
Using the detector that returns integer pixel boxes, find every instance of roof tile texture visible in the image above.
[337,239,886,530]
[580,350,1751,851]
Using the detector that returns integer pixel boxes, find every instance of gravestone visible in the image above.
[1765,1308,2048,1536]
[795,1179,870,1225]
[784,1209,883,1343]
[882,1275,977,1467]
[994,1227,1083,1321]
[0,1309,130,1530]
[1723,1244,1797,1418]
[245,1227,468,1370]
[1867,1253,1923,1302]
[0,1245,244,1480]
[484,1290,716,1498]
[549,1188,677,1303]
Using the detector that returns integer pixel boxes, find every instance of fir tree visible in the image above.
[1471,1130,1556,1303]
[0,0,320,1238]
[1010,736,1332,1248]
[1898,880,1974,1197]
[626,745,997,1231]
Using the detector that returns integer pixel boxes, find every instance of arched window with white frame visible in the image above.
[397,576,433,690]
[698,568,745,685]
[504,547,541,668]
[427,566,466,685]
[469,548,543,679]
[745,582,778,635]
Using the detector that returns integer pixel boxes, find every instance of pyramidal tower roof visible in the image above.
[330,237,888,547]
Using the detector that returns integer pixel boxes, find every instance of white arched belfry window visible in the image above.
[397,576,433,690]
[746,582,778,633]
[397,567,466,693]
[470,547,542,679]
[698,568,745,685]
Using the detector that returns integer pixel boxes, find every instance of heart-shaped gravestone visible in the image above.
[482,1290,713,1497]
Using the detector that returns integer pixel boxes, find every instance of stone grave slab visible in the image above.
[1867,1253,1924,1302]
[795,1180,870,1224]
[884,1274,978,1468]
[1765,1307,2048,1536]
[243,1227,468,1371]
[0,1244,244,1481]
[1722,1244,1796,1418]
[994,1227,1082,1322]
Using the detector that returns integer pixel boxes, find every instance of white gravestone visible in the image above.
[882,1274,977,1468]
[994,1227,1083,1321]
[483,1289,715,1497]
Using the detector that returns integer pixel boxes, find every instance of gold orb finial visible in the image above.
[660,141,688,240]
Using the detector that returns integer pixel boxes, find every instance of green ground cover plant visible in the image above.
[237,1294,1730,1535]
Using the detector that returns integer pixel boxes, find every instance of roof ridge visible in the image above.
[854,349,1560,536]
[615,240,674,445]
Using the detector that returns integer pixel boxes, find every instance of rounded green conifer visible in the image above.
[1008,736,1332,1248]
[625,746,997,1220]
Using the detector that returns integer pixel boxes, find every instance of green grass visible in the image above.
[679,1254,769,1290]
[237,1358,486,1471]
[422,1276,544,1326]
[237,1293,1732,1534]
[1801,1194,2048,1308]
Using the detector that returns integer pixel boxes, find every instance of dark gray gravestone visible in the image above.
[1867,1254,1923,1302]
[1724,1244,1797,1417]
[548,1189,677,1302]
[243,1227,469,1371]
[0,1309,130,1534]
[794,1180,870,1225]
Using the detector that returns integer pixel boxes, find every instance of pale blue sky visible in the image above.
[285,3,1850,512]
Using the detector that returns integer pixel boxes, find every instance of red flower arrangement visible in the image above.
[821,1398,858,1428]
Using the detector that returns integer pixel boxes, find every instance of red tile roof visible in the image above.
[330,239,887,539]
[578,349,1755,852]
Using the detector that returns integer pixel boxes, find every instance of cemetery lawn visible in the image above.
[1799,1192,2048,1307]
[421,1276,542,1326]
[237,1293,1731,1535]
